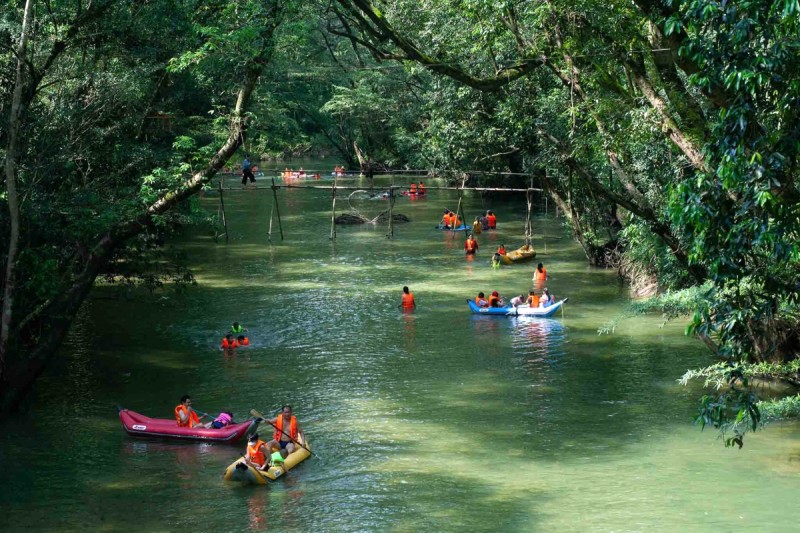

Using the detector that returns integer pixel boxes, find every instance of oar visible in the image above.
[250,409,315,457]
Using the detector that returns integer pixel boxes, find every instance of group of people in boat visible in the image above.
[474,286,556,309]
[333,165,346,177]
[441,209,462,229]
[174,395,305,474]
[244,405,304,472]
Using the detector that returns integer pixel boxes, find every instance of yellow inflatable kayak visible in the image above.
[499,244,536,265]
[223,433,311,485]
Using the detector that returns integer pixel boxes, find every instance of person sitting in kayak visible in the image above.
[488,291,503,307]
[266,405,304,455]
[472,216,482,235]
[202,411,234,429]
[175,395,202,427]
[269,445,289,471]
[510,294,525,308]
[475,292,489,307]
[540,288,554,308]
[525,290,540,308]
[497,244,506,255]
[237,335,249,346]
[440,209,451,229]
[246,433,271,471]
[464,234,478,255]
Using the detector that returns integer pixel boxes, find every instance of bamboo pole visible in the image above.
[452,174,468,240]
[386,186,395,238]
[271,177,284,241]
[330,174,337,240]
[525,188,533,246]
[218,181,229,243]
[267,204,274,242]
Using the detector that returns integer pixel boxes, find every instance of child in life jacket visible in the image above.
[269,445,290,471]
[236,335,250,346]
[203,411,234,429]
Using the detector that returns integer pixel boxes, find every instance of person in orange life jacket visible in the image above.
[475,292,489,307]
[440,209,451,228]
[409,182,417,194]
[266,405,304,455]
[464,234,478,255]
[526,290,540,308]
[400,286,416,309]
[202,410,234,429]
[486,210,497,229]
[245,432,271,470]
[497,244,507,255]
[533,262,548,283]
[450,211,460,227]
[417,181,425,195]
[488,291,503,308]
[221,333,239,349]
[237,335,249,346]
[175,395,202,427]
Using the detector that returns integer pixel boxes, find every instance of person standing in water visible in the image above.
[400,286,416,310]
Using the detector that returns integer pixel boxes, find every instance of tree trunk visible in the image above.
[0,0,35,384]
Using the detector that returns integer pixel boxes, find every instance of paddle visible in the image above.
[250,409,315,457]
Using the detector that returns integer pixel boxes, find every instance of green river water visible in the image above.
[1,172,798,532]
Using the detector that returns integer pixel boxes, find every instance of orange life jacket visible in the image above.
[410,183,417,193]
[487,214,497,228]
[527,295,540,307]
[401,292,415,309]
[452,215,460,227]
[465,238,477,252]
[475,296,488,307]
[175,405,199,427]
[273,414,298,442]
[241,337,249,346]
[489,295,500,307]
[221,338,230,348]
[497,246,506,255]
[248,439,267,466]
[534,267,547,280]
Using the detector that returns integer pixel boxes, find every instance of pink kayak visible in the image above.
[118,408,258,443]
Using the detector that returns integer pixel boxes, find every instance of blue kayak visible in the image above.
[467,298,567,317]
[437,224,469,231]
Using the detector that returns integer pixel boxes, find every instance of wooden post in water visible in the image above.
[386,186,395,238]
[271,177,284,241]
[330,174,337,240]
[525,188,533,247]
[452,174,468,240]
[218,180,229,243]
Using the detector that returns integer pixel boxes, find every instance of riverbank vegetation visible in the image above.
[2,0,798,445]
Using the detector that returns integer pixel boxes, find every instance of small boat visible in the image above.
[118,408,258,443]
[223,434,312,485]
[466,298,568,317]
[498,244,537,265]
[437,223,469,231]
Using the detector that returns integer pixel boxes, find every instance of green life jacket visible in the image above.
[271,451,285,464]
[231,324,243,333]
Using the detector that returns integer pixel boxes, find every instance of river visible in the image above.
[0,172,798,532]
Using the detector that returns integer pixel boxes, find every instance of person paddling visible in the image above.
[265,405,304,455]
